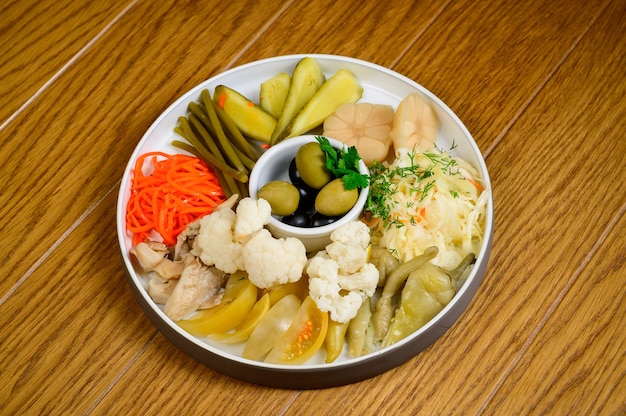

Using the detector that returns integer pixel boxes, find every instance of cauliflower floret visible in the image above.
[234,197,272,242]
[196,206,244,274]
[241,229,307,289]
[326,242,367,274]
[306,221,379,323]
[329,220,370,249]
[325,220,371,273]
[307,255,365,323]
[337,262,378,297]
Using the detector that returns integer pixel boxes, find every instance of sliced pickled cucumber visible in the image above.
[270,57,325,145]
[213,85,277,143]
[279,69,363,141]
[260,72,291,119]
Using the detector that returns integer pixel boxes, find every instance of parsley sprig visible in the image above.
[316,136,369,190]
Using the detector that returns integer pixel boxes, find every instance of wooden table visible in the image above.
[1,0,624,414]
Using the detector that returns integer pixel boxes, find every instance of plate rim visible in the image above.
[116,53,494,388]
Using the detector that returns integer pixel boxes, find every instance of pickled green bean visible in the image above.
[177,116,248,183]
[325,320,349,363]
[194,90,246,173]
[200,90,249,173]
[188,113,250,178]
[347,299,372,358]
[188,113,220,157]
[233,147,255,171]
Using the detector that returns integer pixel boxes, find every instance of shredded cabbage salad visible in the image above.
[367,146,489,270]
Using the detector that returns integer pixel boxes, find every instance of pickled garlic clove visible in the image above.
[389,92,439,153]
[323,102,394,165]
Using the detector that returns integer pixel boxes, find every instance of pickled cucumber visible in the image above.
[270,57,325,145]
[213,85,277,143]
[278,69,363,142]
[260,72,291,119]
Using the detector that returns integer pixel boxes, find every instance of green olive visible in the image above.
[258,181,300,216]
[315,178,358,217]
[295,142,333,189]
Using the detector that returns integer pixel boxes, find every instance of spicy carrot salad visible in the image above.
[125,151,225,246]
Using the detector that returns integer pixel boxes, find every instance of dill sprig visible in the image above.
[365,147,461,229]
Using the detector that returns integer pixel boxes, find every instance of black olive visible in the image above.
[296,183,317,210]
[310,212,340,227]
[290,158,318,190]
[288,158,304,186]
[290,158,318,209]
[282,211,313,228]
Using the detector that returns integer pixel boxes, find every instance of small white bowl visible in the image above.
[248,135,370,252]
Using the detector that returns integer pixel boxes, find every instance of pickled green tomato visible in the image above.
[383,263,456,347]
[242,294,301,361]
[315,178,358,216]
[295,142,333,189]
[258,180,300,216]
[381,252,475,346]
[372,247,438,340]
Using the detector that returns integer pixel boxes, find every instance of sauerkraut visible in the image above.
[367,146,489,269]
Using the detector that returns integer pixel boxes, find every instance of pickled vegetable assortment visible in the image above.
[126,56,490,366]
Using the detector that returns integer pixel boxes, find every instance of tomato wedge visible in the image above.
[266,276,309,306]
[265,296,329,365]
[242,294,301,361]
[208,293,271,344]
[177,273,257,336]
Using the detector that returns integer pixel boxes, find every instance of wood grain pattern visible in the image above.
[0,191,153,414]
[0,0,624,414]
[0,0,134,125]
[232,0,448,68]
[0,0,290,294]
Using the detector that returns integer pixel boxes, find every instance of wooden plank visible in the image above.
[486,210,626,414]
[0,0,289,295]
[283,0,625,414]
[390,0,611,153]
[0,0,134,124]
[231,0,449,69]
[482,0,626,411]
[91,333,301,414]
[0,191,155,414]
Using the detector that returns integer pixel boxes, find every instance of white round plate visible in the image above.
[117,54,494,388]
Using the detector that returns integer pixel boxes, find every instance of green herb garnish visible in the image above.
[366,147,463,229]
[316,136,369,190]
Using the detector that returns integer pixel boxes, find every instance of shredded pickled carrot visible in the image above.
[125,152,226,246]
[465,176,485,192]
